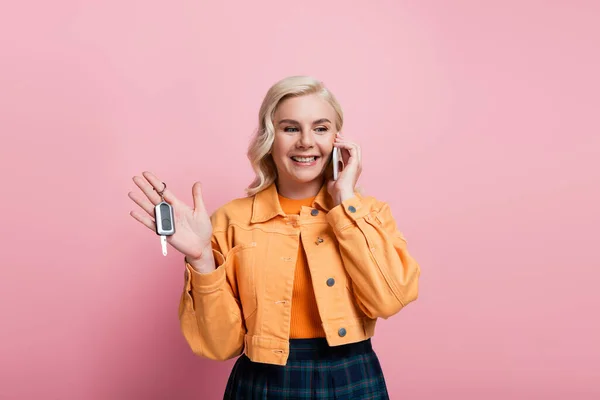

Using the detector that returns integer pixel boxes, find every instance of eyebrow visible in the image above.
[278,118,332,125]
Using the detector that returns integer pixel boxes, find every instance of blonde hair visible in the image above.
[245,76,344,196]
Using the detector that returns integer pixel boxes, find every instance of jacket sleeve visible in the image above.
[326,195,421,319]
[178,228,246,361]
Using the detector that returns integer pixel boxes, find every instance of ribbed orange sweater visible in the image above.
[278,194,326,338]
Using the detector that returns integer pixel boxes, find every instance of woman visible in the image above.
[129,76,420,399]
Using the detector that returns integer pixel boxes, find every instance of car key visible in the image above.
[153,182,175,256]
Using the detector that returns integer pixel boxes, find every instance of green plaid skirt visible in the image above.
[223,338,390,399]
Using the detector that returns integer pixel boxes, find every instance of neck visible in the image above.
[276,177,323,199]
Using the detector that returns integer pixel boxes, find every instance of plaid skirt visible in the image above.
[223,338,390,399]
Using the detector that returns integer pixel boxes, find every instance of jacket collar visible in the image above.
[251,182,335,223]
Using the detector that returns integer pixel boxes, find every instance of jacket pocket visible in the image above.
[229,242,257,321]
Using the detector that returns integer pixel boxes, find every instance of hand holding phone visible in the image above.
[332,147,343,180]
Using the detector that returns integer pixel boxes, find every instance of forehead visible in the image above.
[274,94,335,121]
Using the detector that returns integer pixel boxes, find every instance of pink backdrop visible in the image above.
[2,1,599,399]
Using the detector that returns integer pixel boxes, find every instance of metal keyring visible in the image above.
[154,182,167,197]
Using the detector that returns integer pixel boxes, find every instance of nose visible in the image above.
[297,130,315,148]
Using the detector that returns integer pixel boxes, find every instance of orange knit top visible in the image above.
[278,194,326,338]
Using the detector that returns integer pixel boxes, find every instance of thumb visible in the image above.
[192,181,206,212]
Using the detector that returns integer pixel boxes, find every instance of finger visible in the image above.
[128,191,155,217]
[334,138,357,146]
[335,139,360,153]
[334,141,359,162]
[142,171,172,200]
[133,174,163,205]
[130,210,156,231]
[336,143,363,171]
[192,182,207,213]
[143,171,180,205]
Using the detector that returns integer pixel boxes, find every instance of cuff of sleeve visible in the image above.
[326,195,370,232]
[184,249,226,293]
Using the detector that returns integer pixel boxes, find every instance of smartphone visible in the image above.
[332,147,342,180]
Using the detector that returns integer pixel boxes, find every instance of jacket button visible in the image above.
[338,328,347,337]
[326,278,335,287]
[311,209,319,216]
[348,205,357,213]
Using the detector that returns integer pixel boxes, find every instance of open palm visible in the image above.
[128,171,213,260]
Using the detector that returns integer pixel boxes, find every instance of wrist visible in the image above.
[185,244,215,273]
[335,190,355,206]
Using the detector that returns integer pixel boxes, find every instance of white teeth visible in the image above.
[292,156,316,162]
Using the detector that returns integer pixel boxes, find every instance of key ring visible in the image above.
[154,182,167,200]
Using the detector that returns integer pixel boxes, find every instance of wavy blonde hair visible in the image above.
[245,76,344,196]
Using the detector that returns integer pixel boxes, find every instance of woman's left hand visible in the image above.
[327,132,362,207]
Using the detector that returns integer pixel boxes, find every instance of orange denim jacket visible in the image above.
[178,183,420,366]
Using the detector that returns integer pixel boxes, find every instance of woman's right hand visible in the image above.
[128,171,214,267]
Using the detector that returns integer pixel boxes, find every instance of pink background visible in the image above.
[2,1,599,399]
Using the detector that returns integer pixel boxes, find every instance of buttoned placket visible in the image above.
[302,206,349,340]
[274,214,301,331]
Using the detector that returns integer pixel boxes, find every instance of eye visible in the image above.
[315,126,329,133]
[283,126,299,133]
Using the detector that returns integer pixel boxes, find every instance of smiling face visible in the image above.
[271,93,338,198]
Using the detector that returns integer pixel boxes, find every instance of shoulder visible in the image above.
[210,194,254,229]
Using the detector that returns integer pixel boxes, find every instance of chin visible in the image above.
[278,161,327,186]
[291,171,325,184]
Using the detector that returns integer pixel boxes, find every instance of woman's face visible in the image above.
[271,94,337,193]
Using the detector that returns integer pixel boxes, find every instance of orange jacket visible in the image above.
[178,183,420,366]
